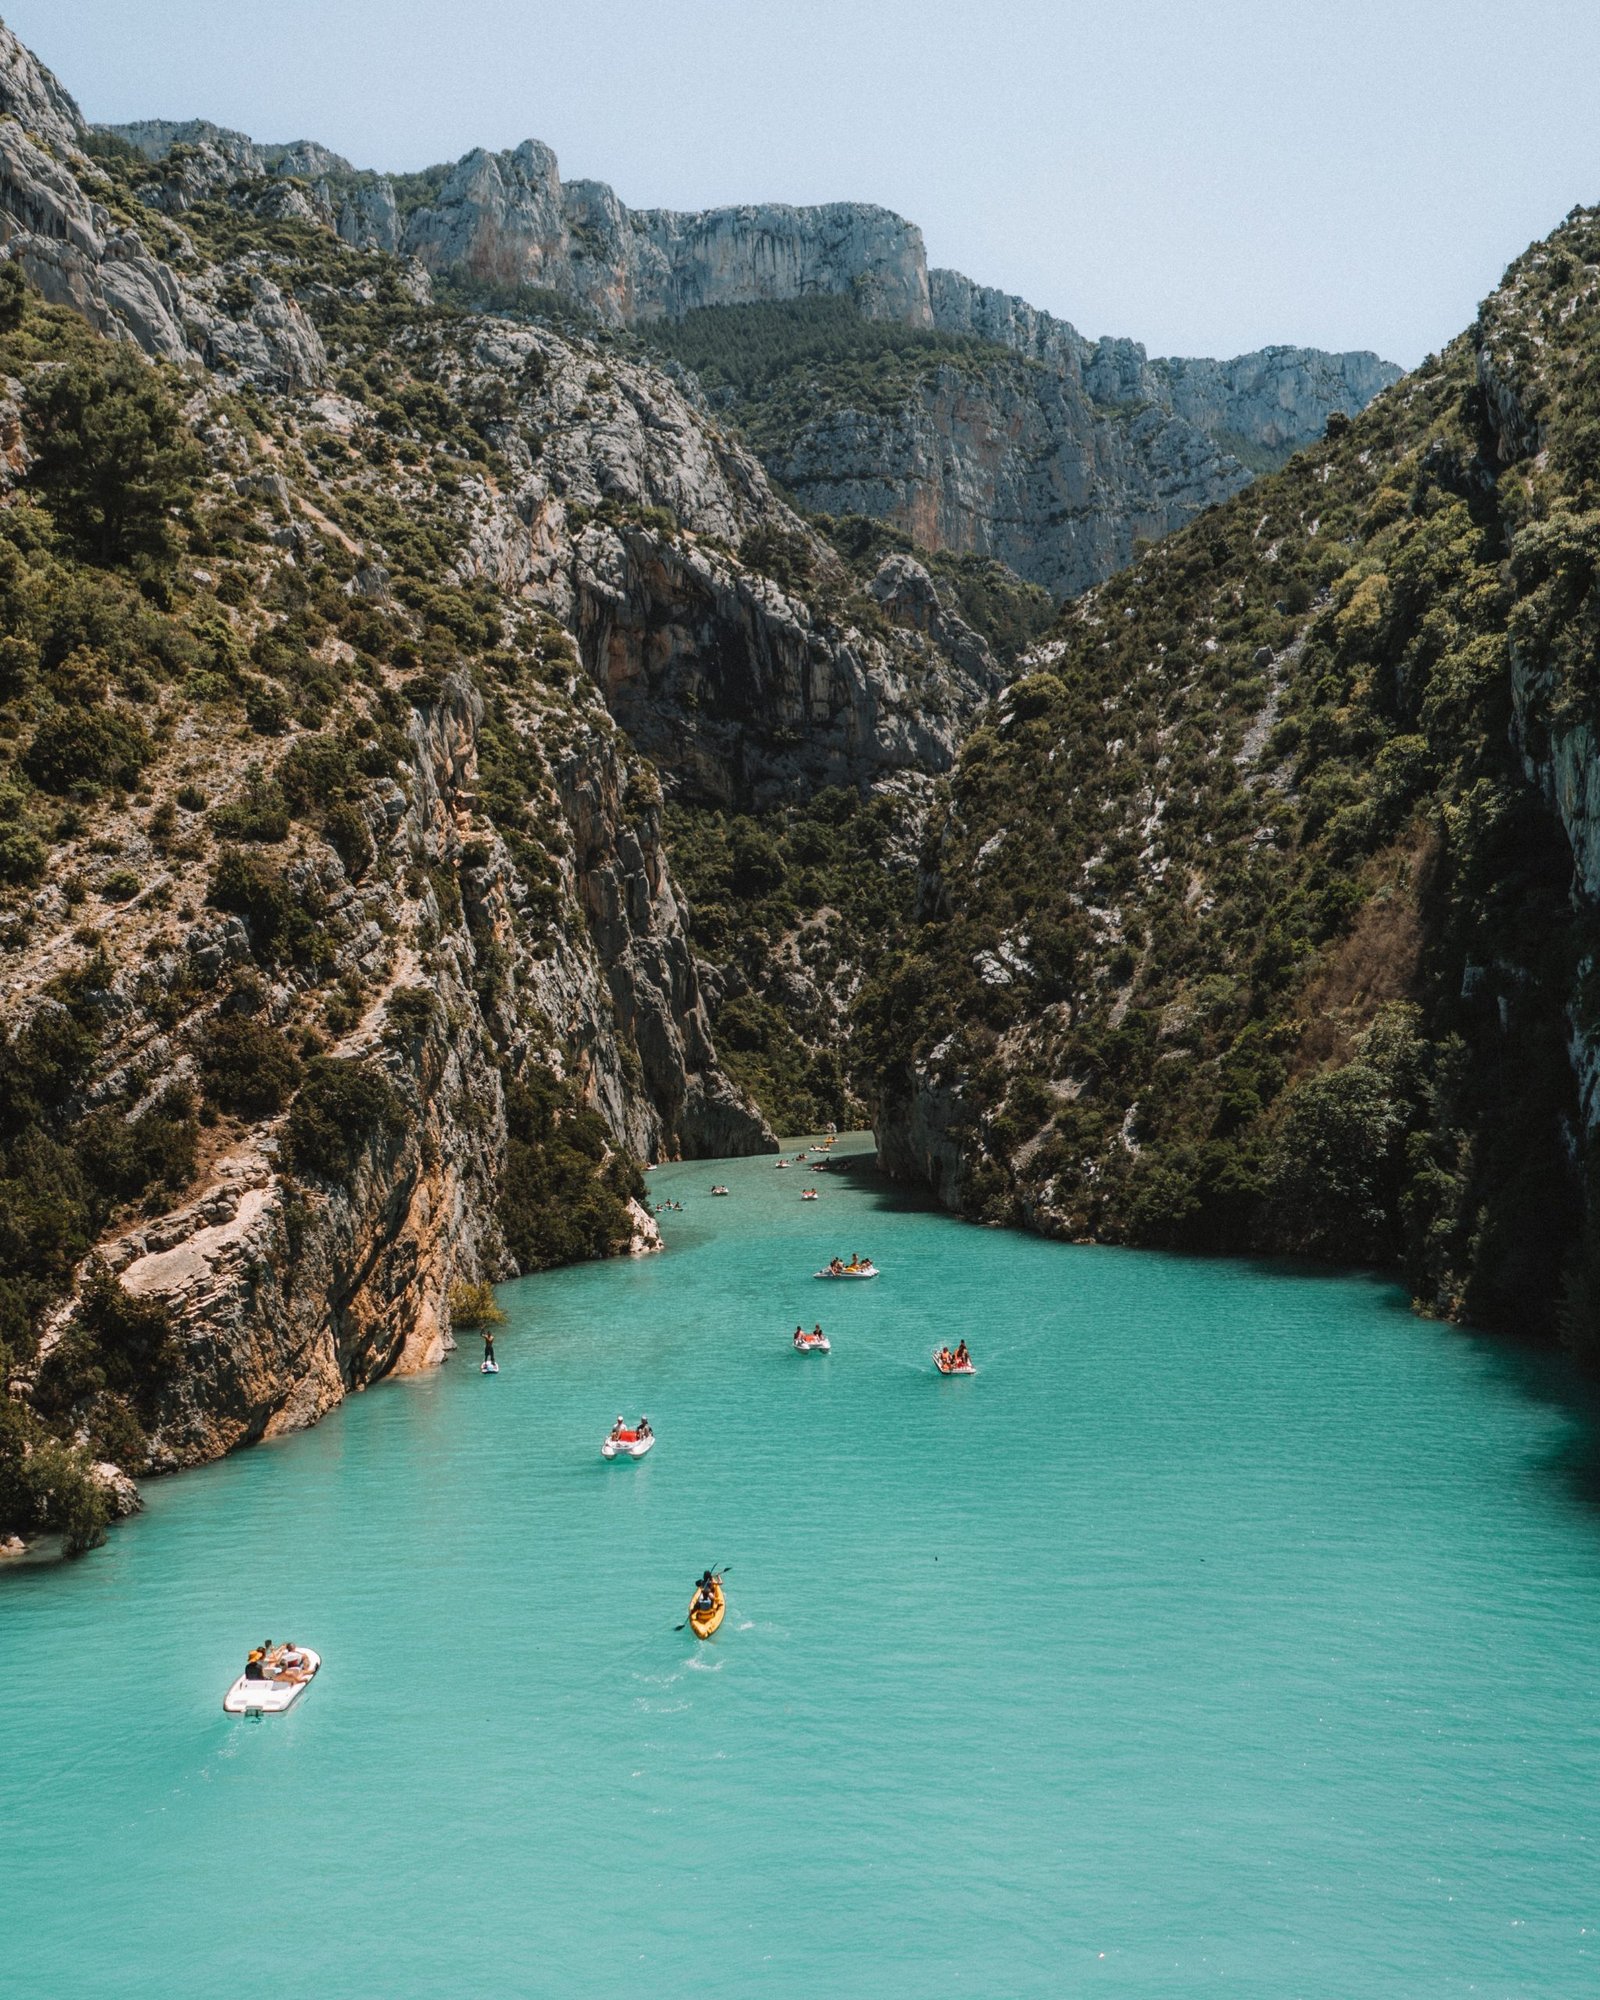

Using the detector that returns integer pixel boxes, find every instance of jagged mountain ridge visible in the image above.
[98,115,1399,596]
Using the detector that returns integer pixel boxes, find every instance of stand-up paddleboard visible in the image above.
[224,1648,321,1714]
[480,1359,499,1373]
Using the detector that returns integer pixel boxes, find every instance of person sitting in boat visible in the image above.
[609,1415,626,1440]
[954,1341,970,1367]
[637,1416,652,1439]
[243,1648,267,1681]
[793,1324,806,1346]
[828,1257,844,1274]
[693,1571,717,1611]
[812,1324,825,1342]
[846,1253,861,1271]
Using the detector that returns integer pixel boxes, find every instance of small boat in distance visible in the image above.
[774,1160,789,1170]
[601,1417,655,1460]
[224,1644,321,1714]
[815,1258,878,1279]
[793,1325,831,1353]
[935,1346,976,1376]
[801,1188,819,1201]
[710,1184,730,1196]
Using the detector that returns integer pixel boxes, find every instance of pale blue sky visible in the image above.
[10,1,1599,367]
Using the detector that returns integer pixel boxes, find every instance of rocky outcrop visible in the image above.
[763,353,1250,600]
[929,267,1398,455]
[415,313,1002,803]
[0,32,327,387]
[571,525,997,805]
[0,20,87,152]
[0,115,193,360]
[93,68,1398,603]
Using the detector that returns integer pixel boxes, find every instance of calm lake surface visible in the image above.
[5,1138,1600,1997]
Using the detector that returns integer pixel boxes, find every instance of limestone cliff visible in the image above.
[0,17,1019,1547]
[98,112,1399,600]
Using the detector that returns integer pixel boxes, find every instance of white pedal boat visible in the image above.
[793,1333,831,1353]
[815,1264,878,1279]
[934,1354,976,1375]
[224,1649,321,1714]
[601,1429,655,1460]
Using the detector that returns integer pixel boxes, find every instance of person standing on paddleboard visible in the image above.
[483,1328,496,1368]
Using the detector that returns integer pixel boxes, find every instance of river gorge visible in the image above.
[6,1140,1599,1996]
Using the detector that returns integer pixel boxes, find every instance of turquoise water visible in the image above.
[6,1140,1600,1997]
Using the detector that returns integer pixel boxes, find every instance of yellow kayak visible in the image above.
[688,1577,725,1640]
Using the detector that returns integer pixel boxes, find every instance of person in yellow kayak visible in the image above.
[692,1570,717,1614]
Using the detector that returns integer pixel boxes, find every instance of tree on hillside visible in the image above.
[24,350,202,572]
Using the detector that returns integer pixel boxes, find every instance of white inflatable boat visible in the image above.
[814,1263,878,1280]
[793,1332,831,1353]
[224,1648,321,1714]
[601,1428,655,1460]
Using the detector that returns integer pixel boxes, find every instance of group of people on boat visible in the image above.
[608,1414,653,1443]
[793,1323,827,1348]
[935,1341,973,1373]
[825,1254,874,1275]
[652,1199,684,1214]
[242,1640,313,1685]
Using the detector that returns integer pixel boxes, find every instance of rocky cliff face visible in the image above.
[929,267,1398,459]
[99,112,1399,600]
[0,17,1024,1545]
[759,350,1253,600]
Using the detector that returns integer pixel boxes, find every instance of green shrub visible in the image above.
[284,1056,405,1184]
[0,825,47,885]
[23,704,152,792]
[207,848,323,965]
[448,1279,506,1329]
[197,1015,303,1117]
[498,1069,639,1272]
[0,1398,109,1553]
[211,780,290,843]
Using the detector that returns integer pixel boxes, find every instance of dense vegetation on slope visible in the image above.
[665,784,926,1135]
[0,248,652,1546]
[639,294,1008,454]
[869,210,1600,1349]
